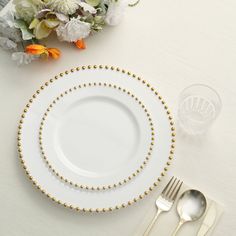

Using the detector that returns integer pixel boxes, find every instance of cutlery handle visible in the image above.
[143,208,162,236]
[197,223,210,236]
[171,220,184,236]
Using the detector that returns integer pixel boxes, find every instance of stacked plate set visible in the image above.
[18,65,175,212]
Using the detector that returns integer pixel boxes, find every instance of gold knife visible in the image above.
[197,202,217,236]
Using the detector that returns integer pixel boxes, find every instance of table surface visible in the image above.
[0,0,236,235]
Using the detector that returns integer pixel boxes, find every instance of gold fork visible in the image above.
[143,177,183,236]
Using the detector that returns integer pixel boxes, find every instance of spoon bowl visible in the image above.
[172,189,207,236]
[177,189,207,222]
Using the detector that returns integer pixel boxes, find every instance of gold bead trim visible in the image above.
[17,65,175,212]
[39,82,155,190]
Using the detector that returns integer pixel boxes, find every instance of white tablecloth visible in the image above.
[0,0,236,235]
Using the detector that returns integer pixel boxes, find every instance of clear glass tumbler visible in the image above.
[178,84,222,135]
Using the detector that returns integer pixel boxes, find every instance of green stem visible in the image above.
[128,0,140,7]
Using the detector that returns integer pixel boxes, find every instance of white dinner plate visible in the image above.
[39,83,155,190]
[18,65,175,212]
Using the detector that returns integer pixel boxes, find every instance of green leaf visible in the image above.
[14,20,34,40]
[93,25,103,31]
[29,18,40,29]
[85,0,101,7]
[94,16,104,24]
[34,20,52,39]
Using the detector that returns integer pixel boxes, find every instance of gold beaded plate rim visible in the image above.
[39,82,155,190]
[17,65,175,213]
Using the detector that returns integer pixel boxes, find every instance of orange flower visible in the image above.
[47,48,61,59]
[26,44,60,59]
[75,39,86,49]
[26,44,47,55]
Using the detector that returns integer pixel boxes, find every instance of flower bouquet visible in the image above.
[0,0,138,65]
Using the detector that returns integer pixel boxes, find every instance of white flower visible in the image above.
[105,0,127,26]
[55,13,69,23]
[79,2,96,14]
[47,0,80,15]
[0,19,22,42]
[12,52,39,66]
[13,0,43,23]
[56,17,91,42]
[0,36,17,50]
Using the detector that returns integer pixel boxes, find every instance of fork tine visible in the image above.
[165,178,177,198]
[169,180,180,199]
[170,181,183,201]
[161,176,174,195]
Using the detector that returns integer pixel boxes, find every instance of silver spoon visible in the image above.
[172,189,207,236]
